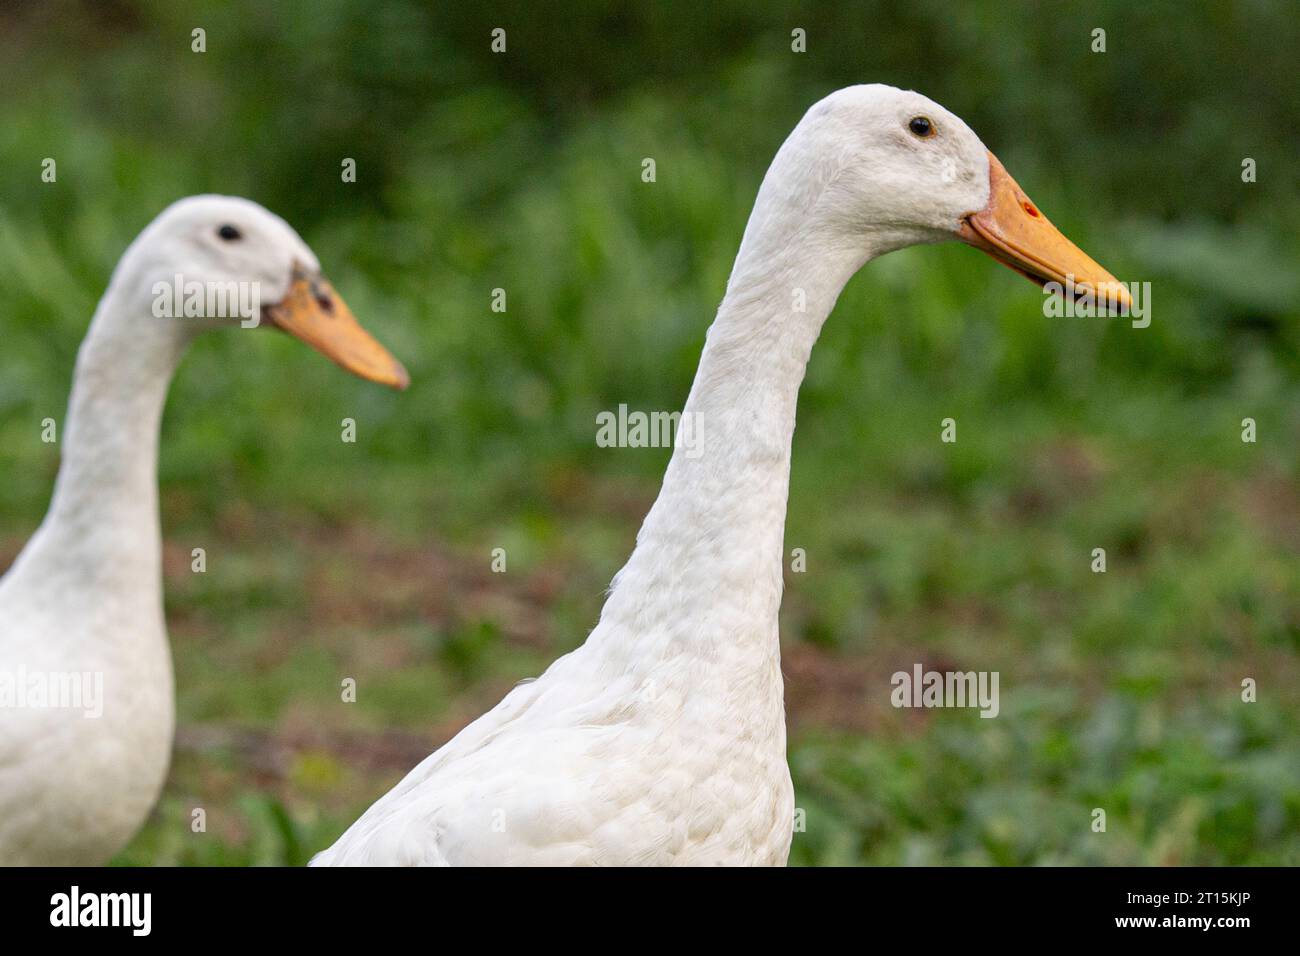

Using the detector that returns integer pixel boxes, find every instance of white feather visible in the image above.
[314,85,993,866]
[0,196,320,864]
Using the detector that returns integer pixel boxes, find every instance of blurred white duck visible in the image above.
[314,85,1128,866]
[0,196,408,865]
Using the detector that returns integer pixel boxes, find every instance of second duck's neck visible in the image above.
[589,221,870,674]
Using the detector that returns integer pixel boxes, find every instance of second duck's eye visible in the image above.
[216,224,242,241]
[908,116,935,138]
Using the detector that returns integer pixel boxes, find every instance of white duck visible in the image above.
[0,195,408,865]
[313,85,1128,866]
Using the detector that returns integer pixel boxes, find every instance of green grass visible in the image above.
[0,1,1297,865]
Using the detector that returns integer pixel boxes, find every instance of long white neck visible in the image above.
[585,130,876,685]
[20,284,190,627]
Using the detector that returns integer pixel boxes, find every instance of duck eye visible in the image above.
[908,116,935,138]
[216,224,242,241]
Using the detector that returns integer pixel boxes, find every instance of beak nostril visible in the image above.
[1022,201,1040,218]
[307,278,335,315]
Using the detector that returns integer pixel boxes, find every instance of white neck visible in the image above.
[27,285,190,624]
[585,132,878,687]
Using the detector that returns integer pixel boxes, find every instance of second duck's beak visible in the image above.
[263,264,410,390]
[958,151,1131,312]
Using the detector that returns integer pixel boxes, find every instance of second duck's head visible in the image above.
[739,84,1130,311]
[103,194,408,389]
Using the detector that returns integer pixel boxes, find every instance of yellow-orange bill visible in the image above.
[264,266,409,390]
[958,151,1131,312]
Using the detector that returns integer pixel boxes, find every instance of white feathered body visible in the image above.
[314,631,793,866]
[0,302,180,865]
[0,196,321,864]
[0,520,174,865]
[316,334,804,865]
[310,90,917,866]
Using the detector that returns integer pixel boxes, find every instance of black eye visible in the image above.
[216,224,242,241]
[908,116,935,138]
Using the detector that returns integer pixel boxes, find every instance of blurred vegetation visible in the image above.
[0,0,1297,865]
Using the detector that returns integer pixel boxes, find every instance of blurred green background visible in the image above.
[1,0,1297,865]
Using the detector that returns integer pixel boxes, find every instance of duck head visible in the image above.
[752,84,1130,310]
[114,194,409,389]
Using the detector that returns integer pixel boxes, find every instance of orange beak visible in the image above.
[958,151,1131,312]
[263,264,409,390]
